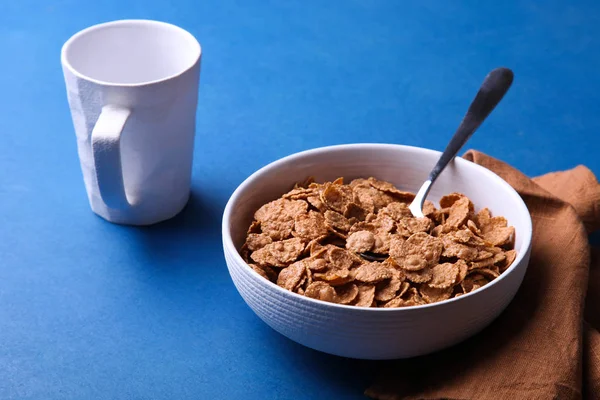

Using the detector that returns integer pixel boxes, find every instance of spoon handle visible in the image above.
[428,67,514,182]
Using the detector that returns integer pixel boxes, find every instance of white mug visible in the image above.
[61,20,202,225]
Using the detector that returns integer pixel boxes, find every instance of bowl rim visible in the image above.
[222,143,533,312]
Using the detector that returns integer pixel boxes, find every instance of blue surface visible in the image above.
[1,1,599,399]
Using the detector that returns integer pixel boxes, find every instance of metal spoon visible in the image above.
[408,67,514,217]
[361,67,514,262]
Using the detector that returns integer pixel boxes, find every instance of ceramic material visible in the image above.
[61,20,202,225]
[222,144,533,360]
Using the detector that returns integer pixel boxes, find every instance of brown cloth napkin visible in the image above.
[365,150,600,400]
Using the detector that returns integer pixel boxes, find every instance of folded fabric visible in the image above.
[365,150,600,400]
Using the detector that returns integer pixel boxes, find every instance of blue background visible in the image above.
[1,1,599,399]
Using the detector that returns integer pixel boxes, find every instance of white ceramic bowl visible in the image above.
[222,144,532,360]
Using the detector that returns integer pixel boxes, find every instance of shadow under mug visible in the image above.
[61,19,202,225]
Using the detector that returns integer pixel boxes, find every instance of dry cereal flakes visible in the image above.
[335,283,360,304]
[242,176,517,307]
[305,281,337,303]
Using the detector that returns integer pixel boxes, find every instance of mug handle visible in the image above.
[91,105,132,209]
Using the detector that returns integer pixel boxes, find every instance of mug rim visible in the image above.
[61,19,202,87]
